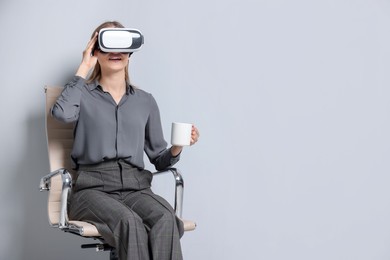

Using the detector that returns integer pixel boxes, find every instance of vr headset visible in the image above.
[96,28,144,53]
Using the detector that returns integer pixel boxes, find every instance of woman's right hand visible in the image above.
[76,32,99,78]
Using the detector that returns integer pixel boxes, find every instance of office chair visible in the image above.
[39,86,196,259]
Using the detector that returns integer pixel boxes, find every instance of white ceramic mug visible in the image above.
[171,122,192,146]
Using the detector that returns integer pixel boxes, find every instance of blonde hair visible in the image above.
[87,21,131,87]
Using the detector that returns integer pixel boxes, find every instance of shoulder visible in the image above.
[133,88,156,102]
[132,88,160,110]
[133,87,150,96]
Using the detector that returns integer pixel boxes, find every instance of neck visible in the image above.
[100,70,126,93]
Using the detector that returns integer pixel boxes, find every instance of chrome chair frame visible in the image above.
[39,167,187,237]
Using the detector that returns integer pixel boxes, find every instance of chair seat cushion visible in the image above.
[68,218,196,237]
[68,220,101,237]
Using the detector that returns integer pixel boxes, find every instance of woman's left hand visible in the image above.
[190,125,200,145]
[170,125,200,157]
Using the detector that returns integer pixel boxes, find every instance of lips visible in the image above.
[108,55,122,61]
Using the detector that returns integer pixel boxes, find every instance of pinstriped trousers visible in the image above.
[68,160,184,260]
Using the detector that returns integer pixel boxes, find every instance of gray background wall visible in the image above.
[1,0,390,259]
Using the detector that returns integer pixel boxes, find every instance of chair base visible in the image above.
[81,243,118,260]
[110,248,119,260]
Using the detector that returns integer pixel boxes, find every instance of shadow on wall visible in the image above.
[3,109,48,259]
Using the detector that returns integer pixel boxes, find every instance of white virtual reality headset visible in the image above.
[97,28,144,53]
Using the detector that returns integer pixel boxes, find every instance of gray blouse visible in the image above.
[51,76,180,170]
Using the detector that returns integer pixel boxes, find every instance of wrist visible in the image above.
[170,146,183,157]
[75,63,91,79]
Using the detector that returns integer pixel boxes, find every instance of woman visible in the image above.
[51,21,199,260]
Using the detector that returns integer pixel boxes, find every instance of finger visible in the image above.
[193,125,199,133]
[86,32,98,50]
[84,33,99,58]
[192,127,199,138]
[190,125,199,145]
[190,135,198,144]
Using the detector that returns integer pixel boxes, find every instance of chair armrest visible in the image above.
[153,168,184,218]
[39,168,72,229]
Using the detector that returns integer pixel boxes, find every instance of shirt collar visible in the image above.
[87,79,131,95]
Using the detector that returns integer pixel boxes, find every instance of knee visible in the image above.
[157,208,176,223]
[148,209,183,240]
[150,208,179,231]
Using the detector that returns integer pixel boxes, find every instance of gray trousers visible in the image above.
[68,160,184,260]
